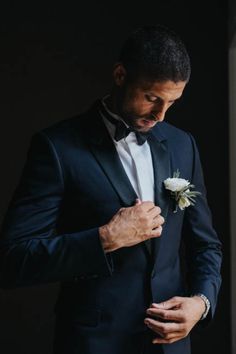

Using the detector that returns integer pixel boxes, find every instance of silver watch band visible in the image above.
[193,293,211,320]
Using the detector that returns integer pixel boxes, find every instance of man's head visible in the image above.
[110,25,190,132]
[118,25,191,84]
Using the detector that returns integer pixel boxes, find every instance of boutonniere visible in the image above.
[164,170,201,213]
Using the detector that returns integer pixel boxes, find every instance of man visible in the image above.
[0,25,222,354]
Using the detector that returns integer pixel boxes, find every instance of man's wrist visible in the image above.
[99,225,117,253]
[99,225,110,253]
[191,293,211,320]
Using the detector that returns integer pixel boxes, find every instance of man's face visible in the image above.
[113,65,187,133]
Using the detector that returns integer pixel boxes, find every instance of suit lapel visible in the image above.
[88,106,138,207]
[87,104,154,255]
[148,129,171,263]
[148,132,171,221]
[86,102,171,259]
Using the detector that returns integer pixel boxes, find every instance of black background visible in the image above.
[0,1,230,353]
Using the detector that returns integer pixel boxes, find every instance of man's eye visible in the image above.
[145,95,157,102]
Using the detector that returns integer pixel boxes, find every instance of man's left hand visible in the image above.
[144,296,206,344]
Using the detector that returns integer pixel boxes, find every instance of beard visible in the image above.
[114,84,159,132]
[117,103,158,132]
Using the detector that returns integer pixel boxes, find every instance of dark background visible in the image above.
[0,1,230,353]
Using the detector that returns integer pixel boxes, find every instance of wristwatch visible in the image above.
[193,293,211,320]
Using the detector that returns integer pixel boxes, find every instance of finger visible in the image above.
[152,214,165,227]
[135,198,142,205]
[148,207,163,221]
[147,205,162,215]
[149,226,162,238]
[146,308,185,322]
[140,201,158,212]
[144,318,182,335]
[152,334,184,344]
[151,297,183,310]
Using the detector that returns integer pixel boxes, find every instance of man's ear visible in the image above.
[113,63,126,86]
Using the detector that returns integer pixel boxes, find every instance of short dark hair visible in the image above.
[119,25,191,83]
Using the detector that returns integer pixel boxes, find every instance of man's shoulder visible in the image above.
[154,121,194,146]
[40,113,87,139]
[35,104,98,147]
[38,100,101,143]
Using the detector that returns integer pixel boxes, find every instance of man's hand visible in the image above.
[99,199,164,252]
[144,296,206,344]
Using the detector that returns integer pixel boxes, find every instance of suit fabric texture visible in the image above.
[0,101,222,354]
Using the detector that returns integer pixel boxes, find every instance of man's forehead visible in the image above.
[133,79,187,96]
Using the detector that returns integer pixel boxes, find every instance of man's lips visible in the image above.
[140,119,158,128]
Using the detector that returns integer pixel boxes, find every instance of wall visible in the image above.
[229,34,236,354]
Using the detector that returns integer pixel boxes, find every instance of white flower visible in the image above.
[164,177,190,192]
[164,170,201,213]
[178,196,191,210]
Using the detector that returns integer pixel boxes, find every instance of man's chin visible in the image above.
[133,119,158,132]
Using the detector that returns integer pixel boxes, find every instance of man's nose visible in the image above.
[152,105,168,122]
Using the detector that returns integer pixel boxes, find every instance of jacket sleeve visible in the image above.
[0,132,113,288]
[183,133,222,324]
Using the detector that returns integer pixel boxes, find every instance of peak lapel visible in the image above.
[87,106,153,256]
[148,130,171,263]
[88,109,138,207]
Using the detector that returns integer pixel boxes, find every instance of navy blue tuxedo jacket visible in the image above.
[0,101,222,354]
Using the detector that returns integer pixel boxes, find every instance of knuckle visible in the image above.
[119,207,127,215]
[142,233,149,241]
[139,209,147,218]
[172,296,179,302]
[165,333,172,340]
[160,216,165,224]
[162,312,169,320]
[181,313,187,322]
[162,327,168,335]
[139,213,147,223]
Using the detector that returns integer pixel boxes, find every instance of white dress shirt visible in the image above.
[100,98,155,202]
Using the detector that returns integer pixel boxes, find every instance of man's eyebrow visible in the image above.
[146,93,180,103]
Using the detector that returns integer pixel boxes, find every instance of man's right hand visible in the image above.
[99,199,164,253]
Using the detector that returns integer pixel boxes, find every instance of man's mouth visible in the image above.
[139,119,157,128]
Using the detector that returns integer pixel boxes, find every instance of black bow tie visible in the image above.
[99,101,149,145]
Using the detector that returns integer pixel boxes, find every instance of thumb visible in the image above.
[151,297,181,310]
[135,198,142,205]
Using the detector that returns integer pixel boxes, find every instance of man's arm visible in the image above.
[0,132,164,288]
[144,133,222,343]
[0,132,113,287]
[182,133,222,319]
